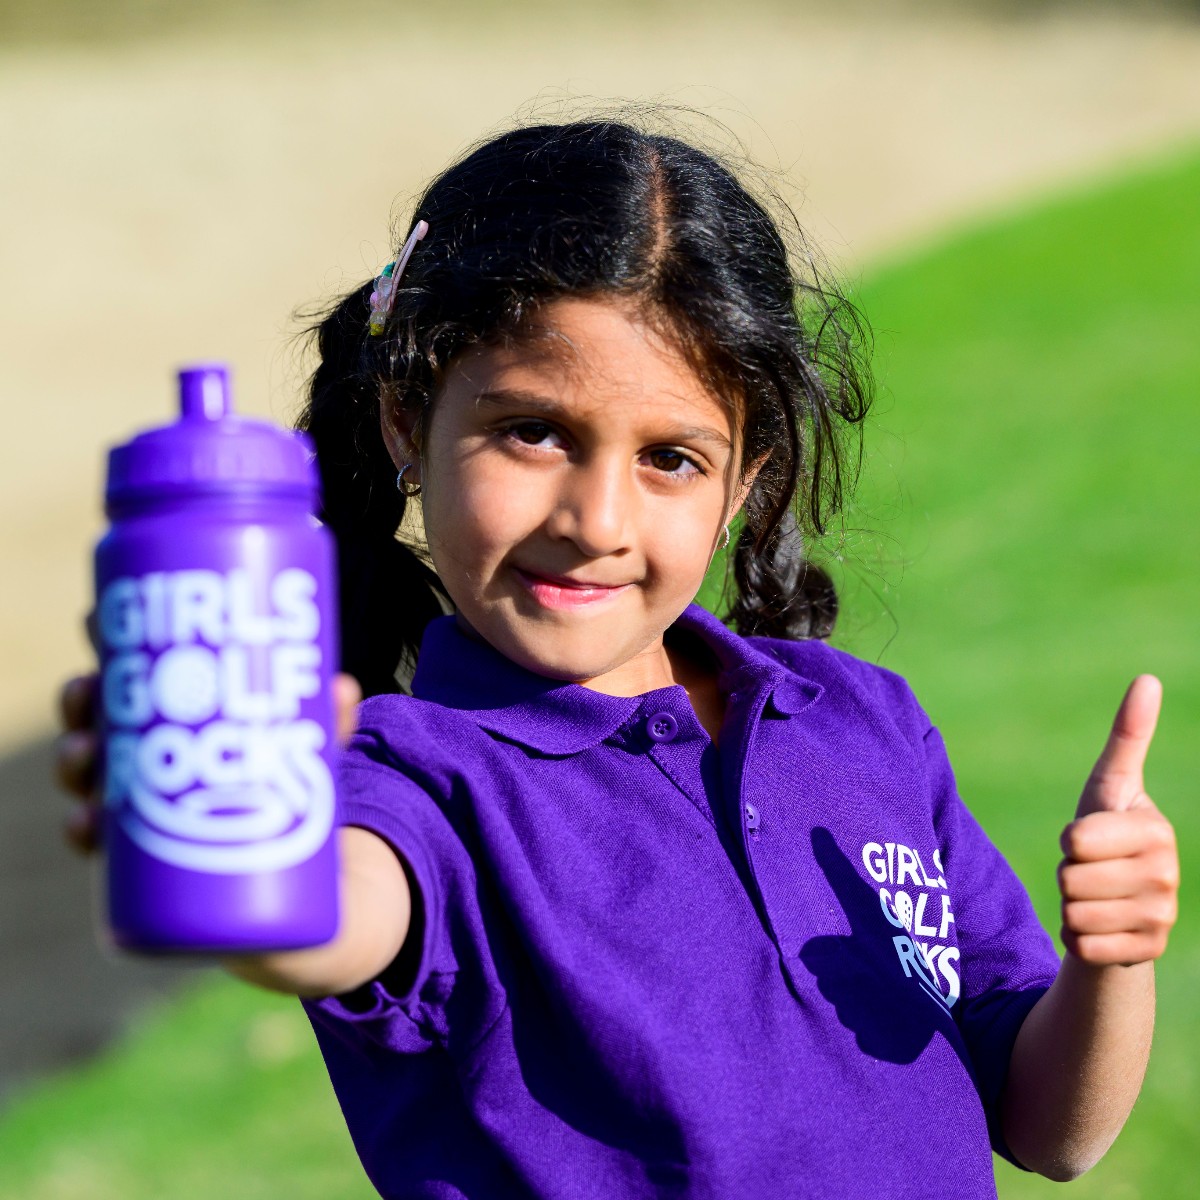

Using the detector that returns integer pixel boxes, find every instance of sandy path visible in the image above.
[2,7,1200,1102]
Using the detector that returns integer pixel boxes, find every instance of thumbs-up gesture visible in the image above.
[1058,675,1179,966]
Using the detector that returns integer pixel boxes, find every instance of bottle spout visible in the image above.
[178,364,231,420]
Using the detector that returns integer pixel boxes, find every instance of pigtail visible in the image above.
[723,270,870,643]
[295,282,450,697]
[728,504,837,640]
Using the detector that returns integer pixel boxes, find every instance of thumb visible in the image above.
[1076,674,1162,817]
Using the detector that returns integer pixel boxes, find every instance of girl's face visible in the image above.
[384,295,757,695]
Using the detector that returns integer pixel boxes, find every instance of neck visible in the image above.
[578,635,676,697]
[581,625,727,744]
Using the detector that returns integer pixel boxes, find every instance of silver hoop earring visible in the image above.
[396,463,422,497]
[721,524,730,550]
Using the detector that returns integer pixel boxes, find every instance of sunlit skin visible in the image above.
[381,294,763,726]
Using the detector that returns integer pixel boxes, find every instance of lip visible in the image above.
[512,566,633,611]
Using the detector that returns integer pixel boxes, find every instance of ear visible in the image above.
[379,397,423,478]
[726,451,770,521]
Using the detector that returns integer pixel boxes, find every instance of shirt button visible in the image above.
[646,712,679,743]
[744,802,760,831]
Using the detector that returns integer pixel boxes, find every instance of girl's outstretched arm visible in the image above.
[1000,675,1178,1181]
[222,824,413,998]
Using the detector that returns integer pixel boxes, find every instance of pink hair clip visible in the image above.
[368,219,429,336]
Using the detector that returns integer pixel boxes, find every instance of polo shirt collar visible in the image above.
[410,602,823,756]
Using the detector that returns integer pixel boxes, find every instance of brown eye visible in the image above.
[503,421,562,448]
[513,422,553,444]
[647,449,702,476]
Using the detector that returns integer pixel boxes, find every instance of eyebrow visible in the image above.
[473,388,733,450]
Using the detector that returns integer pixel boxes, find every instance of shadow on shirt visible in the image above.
[798,826,973,1077]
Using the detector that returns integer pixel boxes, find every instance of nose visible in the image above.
[544,453,633,558]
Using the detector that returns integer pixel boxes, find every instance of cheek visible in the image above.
[424,448,547,561]
[644,500,722,584]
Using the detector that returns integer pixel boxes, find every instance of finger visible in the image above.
[58,674,99,732]
[1058,858,1144,902]
[333,673,363,745]
[1060,807,1174,863]
[1088,674,1163,803]
[1063,897,1176,937]
[64,802,102,856]
[54,730,100,798]
[84,609,100,655]
[1062,929,1168,967]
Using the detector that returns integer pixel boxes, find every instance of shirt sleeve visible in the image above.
[922,722,1062,1167]
[300,728,479,1056]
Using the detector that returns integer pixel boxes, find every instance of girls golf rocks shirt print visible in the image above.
[302,604,1060,1200]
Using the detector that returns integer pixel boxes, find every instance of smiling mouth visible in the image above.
[512,567,633,610]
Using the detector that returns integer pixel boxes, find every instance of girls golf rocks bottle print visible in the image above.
[94,364,339,953]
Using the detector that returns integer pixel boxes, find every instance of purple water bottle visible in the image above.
[94,364,340,954]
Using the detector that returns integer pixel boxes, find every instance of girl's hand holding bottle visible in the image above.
[54,670,364,852]
[54,667,415,1000]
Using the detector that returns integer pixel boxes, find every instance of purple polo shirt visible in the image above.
[302,602,1060,1199]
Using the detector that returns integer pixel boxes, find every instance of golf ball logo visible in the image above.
[98,567,334,874]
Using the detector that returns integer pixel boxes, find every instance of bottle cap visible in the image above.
[105,363,320,512]
[178,363,232,421]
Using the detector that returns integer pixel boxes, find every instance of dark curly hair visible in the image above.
[296,115,872,696]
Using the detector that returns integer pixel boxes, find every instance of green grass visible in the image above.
[3,144,1198,1197]
[0,976,374,1199]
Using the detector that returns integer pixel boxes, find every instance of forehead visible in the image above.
[443,295,737,433]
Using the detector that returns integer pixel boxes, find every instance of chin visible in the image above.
[504,636,619,684]
[468,592,672,685]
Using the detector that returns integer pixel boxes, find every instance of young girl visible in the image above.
[57,117,1179,1199]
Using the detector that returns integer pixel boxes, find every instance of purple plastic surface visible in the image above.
[178,364,231,421]
[94,364,340,954]
[106,366,319,512]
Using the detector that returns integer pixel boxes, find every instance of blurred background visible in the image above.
[1,1,1197,1195]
